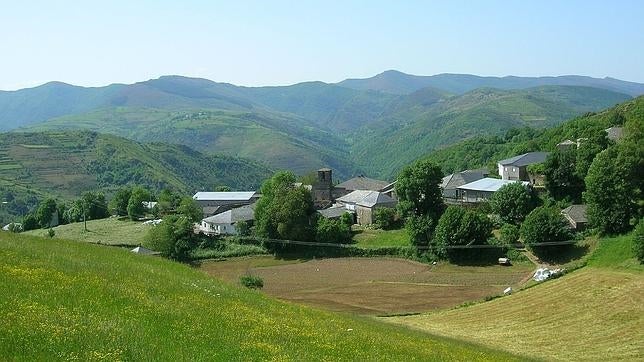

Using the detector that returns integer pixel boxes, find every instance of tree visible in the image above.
[22,213,39,231]
[235,220,251,236]
[254,171,315,242]
[405,214,435,248]
[499,223,520,245]
[584,144,640,235]
[82,191,109,220]
[156,189,179,215]
[520,207,572,247]
[373,207,396,230]
[143,215,195,261]
[434,206,492,257]
[109,187,131,216]
[214,185,232,192]
[177,197,202,223]
[396,160,445,248]
[315,217,351,244]
[490,183,537,225]
[395,159,444,219]
[575,131,609,179]
[35,199,58,228]
[127,186,151,220]
[543,149,584,202]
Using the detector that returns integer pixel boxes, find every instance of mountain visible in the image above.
[338,70,644,96]
[25,107,358,177]
[1,73,639,180]
[350,85,632,178]
[0,130,271,200]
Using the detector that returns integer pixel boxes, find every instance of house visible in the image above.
[441,169,489,202]
[497,152,550,184]
[200,204,255,235]
[605,126,624,142]
[380,181,397,199]
[561,205,588,231]
[333,175,391,199]
[456,178,529,203]
[193,191,258,216]
[336,190,397,225]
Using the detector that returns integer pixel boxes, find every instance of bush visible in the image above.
[240,275,264,289]
[315,217,351,244]
[47,228,55,238]
[634,219,644,264]
[373,207,396,230]
[499,223,520,245]
[520,206,573,248]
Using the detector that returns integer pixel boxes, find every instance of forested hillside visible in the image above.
[351,86,631,178]
[0,131,271,224]
[421,95,644,174]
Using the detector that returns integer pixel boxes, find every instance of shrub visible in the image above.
[373,207,397,230]
[634,219,644,263]
[240,275,264,289]
[47,228,55,238]
[499,223,520,245]
[520,207,573,247]
[316,217,351,244]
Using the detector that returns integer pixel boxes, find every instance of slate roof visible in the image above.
[335,176,390,192]
[457,178,529,192]
[498,152,550,167]
[561,205,588,223]
[442,169,488,190]
[202,205,255,224]
[337,190,397,208]
[193,191,256,201]
[317,206,353,219]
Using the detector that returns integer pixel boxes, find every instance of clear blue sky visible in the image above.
[1,0,643,90]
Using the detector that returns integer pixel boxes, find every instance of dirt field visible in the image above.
[199,257,534,315]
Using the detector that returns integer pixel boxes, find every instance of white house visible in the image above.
[336,190,397,225]
[200,205,255,235]
[456,178,529,203]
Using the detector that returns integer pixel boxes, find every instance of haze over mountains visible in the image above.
[1,70,640,179]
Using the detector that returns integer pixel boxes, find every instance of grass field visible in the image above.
[389,234,644,361]
[201,257,534,315]
[0,232,521,360]
[24,217,150,246]
[352,228,410,248]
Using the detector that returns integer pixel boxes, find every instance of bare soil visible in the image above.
[199,257,533,315]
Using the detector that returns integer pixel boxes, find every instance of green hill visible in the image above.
[0,232,520,360]
[351,86,631,178]
[0,130,271,199]
[26,107,357,177]
[421,95,643,174]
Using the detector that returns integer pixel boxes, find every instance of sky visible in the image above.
[1,0,643,90]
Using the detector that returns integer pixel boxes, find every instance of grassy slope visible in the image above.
[353,228,410,248]
[389,234,644,361]
[0,232,520,360]
[24,218,150,246]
